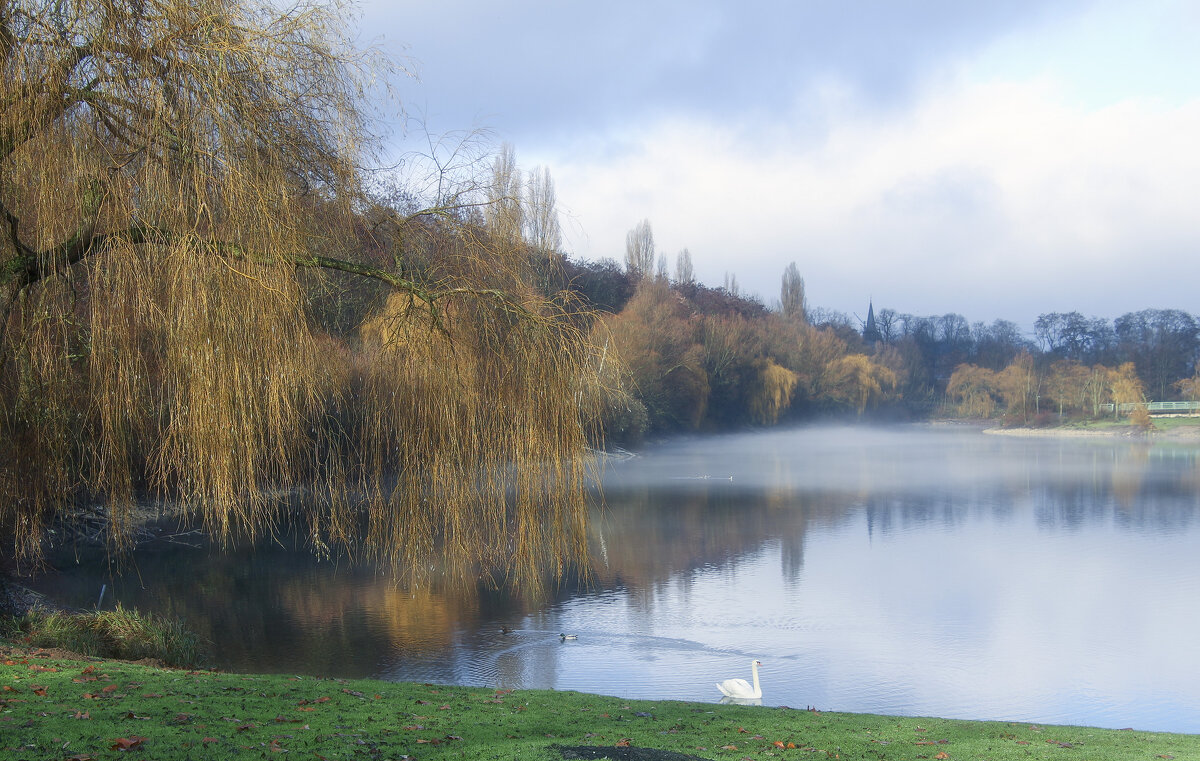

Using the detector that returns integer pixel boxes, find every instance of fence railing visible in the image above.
[1097,401,1200,414]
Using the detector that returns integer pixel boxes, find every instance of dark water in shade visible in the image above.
[28,425,1200,733]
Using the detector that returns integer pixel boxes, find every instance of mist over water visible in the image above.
[29,425,1200,733]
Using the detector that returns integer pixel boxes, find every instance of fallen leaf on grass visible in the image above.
[32,686,47,696]
[110,736,147,751]
[721,744,738,750]
[935,753,950,760]
[616,739,632,747]
[101,684,119,693]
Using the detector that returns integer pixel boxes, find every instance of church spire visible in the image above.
[863,300,881,345]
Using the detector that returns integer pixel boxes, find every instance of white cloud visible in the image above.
[544,73,1200,327]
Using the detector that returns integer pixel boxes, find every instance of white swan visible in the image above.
[716,659,762,699]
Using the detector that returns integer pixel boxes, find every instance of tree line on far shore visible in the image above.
[554,223,1200,440]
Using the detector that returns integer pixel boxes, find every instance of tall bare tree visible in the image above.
[674,248,694,285]
[624,218,655,280]
[524,165,561,253]
[780,262,806,323]
[485,142,523,246]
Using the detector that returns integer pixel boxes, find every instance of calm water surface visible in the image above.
[31,426,1200,733]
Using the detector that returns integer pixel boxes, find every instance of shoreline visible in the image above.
[2,641,1197,759]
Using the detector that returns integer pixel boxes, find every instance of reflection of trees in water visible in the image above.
[34,531,539,678]
[587,483,854,596]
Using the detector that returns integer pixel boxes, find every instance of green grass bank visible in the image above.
[2,644,1196,761]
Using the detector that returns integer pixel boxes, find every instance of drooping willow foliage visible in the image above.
[0,0,604,592]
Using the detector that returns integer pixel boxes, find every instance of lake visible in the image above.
[29,425,1200,733]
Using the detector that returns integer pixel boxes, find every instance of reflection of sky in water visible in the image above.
[28,425,1200,733]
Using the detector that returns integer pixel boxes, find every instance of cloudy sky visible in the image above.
[355,0,1200,332]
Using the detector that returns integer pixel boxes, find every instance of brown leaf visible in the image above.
[110,736,147,751]
[101,684,119,693]
[720,744,738,750]
[616,739,632,747]
[935,753,950,760]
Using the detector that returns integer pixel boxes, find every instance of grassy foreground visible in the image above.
[1,646,1196,760]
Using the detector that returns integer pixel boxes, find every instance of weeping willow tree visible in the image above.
[0,0,603,591]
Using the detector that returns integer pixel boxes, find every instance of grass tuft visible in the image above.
[0,603,205,668]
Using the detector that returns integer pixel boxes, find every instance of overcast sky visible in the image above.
[355,0,1200,332]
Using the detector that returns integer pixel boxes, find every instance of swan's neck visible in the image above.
[751,662,760,693]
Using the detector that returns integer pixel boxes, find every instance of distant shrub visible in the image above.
[1129,407,1155,431]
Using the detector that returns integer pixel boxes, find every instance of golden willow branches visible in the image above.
[0,0,603,593]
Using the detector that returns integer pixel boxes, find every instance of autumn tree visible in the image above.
[604,279,708,431]
[1083,364,1112,417]
[1044,359,1090,417]
[747,359,799,424]
[0,0,600,589]
[995,353,1039,423]
[1108,362,1146,419]
[1174,362,1200,403]
[826,354,896,415]
[947,364,998,418]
